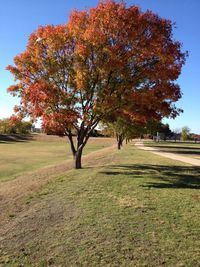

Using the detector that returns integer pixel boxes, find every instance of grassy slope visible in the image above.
[1,143,200,266]
[144,141,200,160]
[0,137,114,182]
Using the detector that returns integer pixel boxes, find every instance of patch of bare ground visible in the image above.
[0,144,116,234]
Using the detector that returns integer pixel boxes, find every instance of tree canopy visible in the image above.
[7,0,187,168]
[181,126,190,141]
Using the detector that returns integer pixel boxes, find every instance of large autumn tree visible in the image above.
[7,0,186,168]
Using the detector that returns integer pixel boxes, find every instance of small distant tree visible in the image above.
[181,126,190,141]
[124,123,143,143]
[104,118,143,149]
[146,121,172,138]
[173,128,181,142]
[108,118,127,149]
[0,119,10,134]
[161,123,172,140]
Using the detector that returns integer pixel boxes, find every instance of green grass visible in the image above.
[1,143,200,266]
[144,140,200,160]
[0,137,114,182]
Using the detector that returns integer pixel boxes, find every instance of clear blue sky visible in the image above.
[0,0,199,133]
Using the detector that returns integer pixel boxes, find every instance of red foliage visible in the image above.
[6,0,187,167]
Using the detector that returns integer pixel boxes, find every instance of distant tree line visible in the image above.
[102,120,199,148]
[102,119,172,149]
[0,118,32,134]
[1,115,197,145]
[171,127,200,142]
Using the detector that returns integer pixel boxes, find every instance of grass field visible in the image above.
[0,135,115,182]
[0,139,200,266]
[144,140,200,160]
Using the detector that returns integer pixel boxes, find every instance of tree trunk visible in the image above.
[117,135,123,150]
[66,118,99,169]
[74,148,83,169]
[68,135,76,157]
[117,140,121,150]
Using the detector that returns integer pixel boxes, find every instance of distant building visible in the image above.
[193,134,200,143]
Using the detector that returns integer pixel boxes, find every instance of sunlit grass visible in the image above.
[1,143,200,266]
[0,136,114,182]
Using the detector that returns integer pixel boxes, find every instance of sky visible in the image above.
[0,0,199,133]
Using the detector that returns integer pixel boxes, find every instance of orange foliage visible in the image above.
[6,0,187,164]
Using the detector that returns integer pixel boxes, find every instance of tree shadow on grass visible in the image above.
[0,134,33,144]
[100,164,200,189]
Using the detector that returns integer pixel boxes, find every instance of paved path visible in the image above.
[135,141,200,166]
